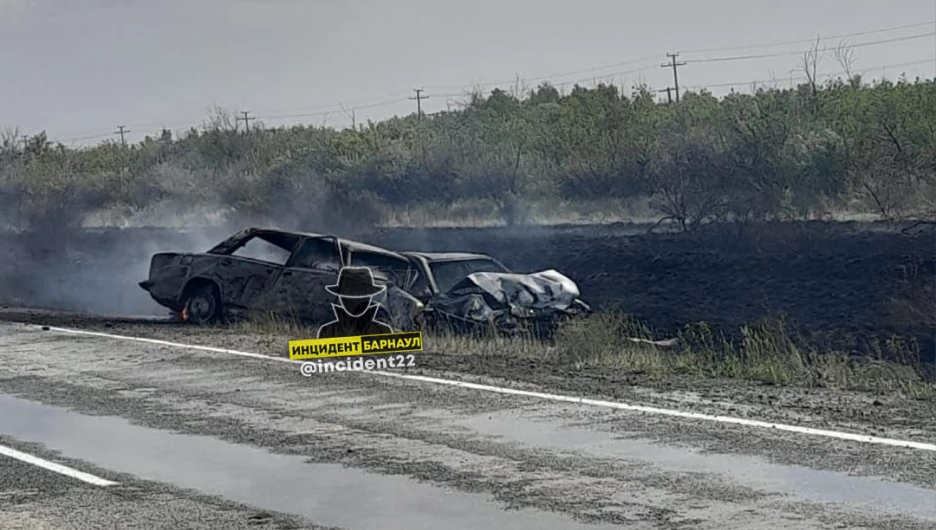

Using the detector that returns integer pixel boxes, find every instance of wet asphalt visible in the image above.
[0,320,934,529]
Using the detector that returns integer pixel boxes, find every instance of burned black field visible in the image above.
[0,220,933,360]
[372,222,935,353]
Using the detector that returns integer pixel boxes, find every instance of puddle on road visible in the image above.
[450,410,936,521]
[0,393,617,530]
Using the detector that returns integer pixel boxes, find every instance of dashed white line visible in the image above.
[41,325,936,453]
[0,444,118,487]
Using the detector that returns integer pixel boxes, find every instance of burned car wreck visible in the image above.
[139,227,424,330]
[401,252,592,337]
[140,227,591,337]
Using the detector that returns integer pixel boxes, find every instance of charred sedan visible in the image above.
[401,251,591,337]
[139,228,423,330]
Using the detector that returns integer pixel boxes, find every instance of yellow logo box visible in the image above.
[289,331,423,360]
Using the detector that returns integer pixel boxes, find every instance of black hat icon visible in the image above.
[325,267,386,298]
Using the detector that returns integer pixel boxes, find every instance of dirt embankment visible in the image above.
[0,221,933,356]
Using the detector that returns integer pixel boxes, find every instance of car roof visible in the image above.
[243,227,328,240]
[402,251,499,262]
[338,239,410,260]
[222,227,409,261]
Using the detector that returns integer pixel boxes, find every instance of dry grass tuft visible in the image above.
[228,308,935,398]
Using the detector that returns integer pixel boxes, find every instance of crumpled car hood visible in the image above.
[447,269,581,311]
[423,269,589,335]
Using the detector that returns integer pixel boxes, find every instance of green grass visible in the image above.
[230,309,936,399]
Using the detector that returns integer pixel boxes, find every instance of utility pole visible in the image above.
[20,135,29,152]
[659,87,674,104]
[115,125,130,146]
[410,89,428,121]
[661,52,686,103]
[237,111,255,133]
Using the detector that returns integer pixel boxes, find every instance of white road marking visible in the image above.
[0,444,118,487]
[40,325,936,452]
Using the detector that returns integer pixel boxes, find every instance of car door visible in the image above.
[219,232,297,313]
[218,255,282,311]
[267,236,343,324]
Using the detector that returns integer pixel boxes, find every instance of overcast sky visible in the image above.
[1,0,934,145]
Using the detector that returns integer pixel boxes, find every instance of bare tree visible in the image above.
[833,40,856,81]
[202,105,238,132]
[0,127,20,153]
[338,102,356,130]
[803,37,824,89]
[509,74,528,100]
[846,106,920,221]
[451,86,485,110]
[801,36,824,109]
[764,70,781,91]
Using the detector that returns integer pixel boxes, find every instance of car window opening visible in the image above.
[230,234,298,266]
[350,251,415,288]
[291,238,341,271]
[431,259,509,294]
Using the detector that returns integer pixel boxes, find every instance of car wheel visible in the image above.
[184,284,221,325]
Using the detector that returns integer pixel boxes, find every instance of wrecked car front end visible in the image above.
[422,269,591,338]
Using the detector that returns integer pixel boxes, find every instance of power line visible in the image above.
[48,95,417,143]
[253,95,406,117]
[539,63,661,89]
[51,54,932,145]
[680,19,936,55]
[425,55,662,93]
[194,34,936,119]
[680,57,936,90]
[138,21,936,123]
[423,19,936,94]
[433,61,666,100]
[54,131,119,144]
[440,25,934,98]
[257,97,412,121]
[30,21,936,145]
[473,56,934,98]
[688,31,936,64]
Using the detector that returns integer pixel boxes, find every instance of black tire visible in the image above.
[183,283,222,325]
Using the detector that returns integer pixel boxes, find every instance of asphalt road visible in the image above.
[1,320,934,530]
[0,436,318,530]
